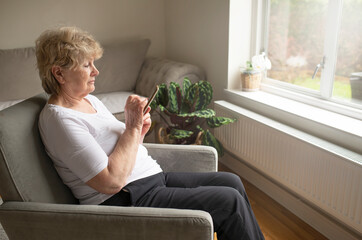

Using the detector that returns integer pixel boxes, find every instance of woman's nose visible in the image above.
[91,65,99,76]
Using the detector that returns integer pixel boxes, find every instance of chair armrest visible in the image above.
[0,201,213,240]
[144,143,218,172]
[135,57,205,97]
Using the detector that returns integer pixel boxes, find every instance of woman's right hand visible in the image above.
[124,95,148,131]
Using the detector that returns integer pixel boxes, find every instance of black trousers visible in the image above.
[101,172,264,240]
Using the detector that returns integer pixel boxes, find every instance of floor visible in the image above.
[218,162,328,240]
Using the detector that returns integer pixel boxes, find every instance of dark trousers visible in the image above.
[101,172,264,240]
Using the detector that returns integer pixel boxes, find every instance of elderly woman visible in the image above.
[36,26,264,240]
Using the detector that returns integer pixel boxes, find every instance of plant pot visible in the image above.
[157,127,203,145]
[241,70,262,91]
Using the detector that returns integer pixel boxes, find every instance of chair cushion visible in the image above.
[0,93,77,204]
[94,39,151,95]
[0,99,24,111]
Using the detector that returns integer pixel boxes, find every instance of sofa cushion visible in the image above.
[135,57,205,97]
[0,99,25,111]
[94,39,151,95]
[95,91,135,114]
[0,93,78,204]
[0,47,43,101]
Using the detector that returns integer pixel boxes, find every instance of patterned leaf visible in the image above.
[184,83,198,111]
[178,109,215,118]
[150,99,158,110]
[168,82,180,113]
[176,86,182,113]
[157,83,169,107]
[207,116,236,128]
[202,129,224,156]
[195,81,213,110]
[159,105,167,112]
[182,77,192,98]
[169,128,193,139]
[180,78,192,113]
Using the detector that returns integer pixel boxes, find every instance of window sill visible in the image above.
[223,88,362,154]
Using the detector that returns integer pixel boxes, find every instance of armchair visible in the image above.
[0,93,218,240]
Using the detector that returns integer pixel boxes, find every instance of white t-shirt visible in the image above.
[38,94,162,205]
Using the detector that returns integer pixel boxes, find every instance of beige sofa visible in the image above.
[0,39,205,121]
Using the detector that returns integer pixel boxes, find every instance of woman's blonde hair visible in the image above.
[35,26,103,95]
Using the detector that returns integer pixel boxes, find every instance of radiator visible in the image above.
[214,100,362,235]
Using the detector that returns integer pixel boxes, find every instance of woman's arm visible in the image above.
[86,95,149,194]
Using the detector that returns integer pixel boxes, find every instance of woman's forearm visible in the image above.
[86,127,141,194]
[87,95,147,194]
[107,128,141,186]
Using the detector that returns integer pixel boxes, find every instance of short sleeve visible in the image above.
[40,112,108,183]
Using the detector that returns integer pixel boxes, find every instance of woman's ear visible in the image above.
[51,66,65,84]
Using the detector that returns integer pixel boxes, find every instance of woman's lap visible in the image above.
[136,172,262,240]
[101,171,264,239]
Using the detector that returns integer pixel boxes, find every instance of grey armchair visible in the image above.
[0,93,218,240]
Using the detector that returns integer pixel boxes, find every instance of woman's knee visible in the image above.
[218,172,245,191]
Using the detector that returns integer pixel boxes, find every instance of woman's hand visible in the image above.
[124,95,148,131]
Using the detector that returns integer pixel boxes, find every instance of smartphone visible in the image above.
[143,85,159,114]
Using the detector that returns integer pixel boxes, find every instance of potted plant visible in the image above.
[240,52,271,91]
[150,78,236,156]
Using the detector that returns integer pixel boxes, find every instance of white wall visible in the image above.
[0,0,246,100]
[0,0,166,57]
[164,0,230,101]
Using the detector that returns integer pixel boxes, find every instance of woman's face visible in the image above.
[60,58,99,97]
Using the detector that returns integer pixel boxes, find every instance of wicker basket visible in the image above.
[241,71,262,91]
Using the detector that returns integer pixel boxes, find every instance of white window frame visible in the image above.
[254,0,362,120]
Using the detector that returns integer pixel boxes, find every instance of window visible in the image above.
[262,0,362,118]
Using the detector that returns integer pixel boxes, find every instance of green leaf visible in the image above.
[168,82,180,113]
[184,83,198,111]
[159,105,167,112]
[158,84,169,107]
[182,77,192,98]
[207,116,236,128]
[202,129,224,156]
[176,86,182,113]
[179,77,192,113]
[178,109,215,118]
[150,99,158,110]
[153,83,168,108]
[195,81,213,110]
[169,128,193,139]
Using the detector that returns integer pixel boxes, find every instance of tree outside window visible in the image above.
[266,0,362,106]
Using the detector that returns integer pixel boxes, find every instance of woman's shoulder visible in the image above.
[39,104,71,126]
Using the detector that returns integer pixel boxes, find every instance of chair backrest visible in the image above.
[0,93,77,204]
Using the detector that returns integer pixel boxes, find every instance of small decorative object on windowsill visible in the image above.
[240,68,262,92]
[149,78,236,157]
[240,52,271,92]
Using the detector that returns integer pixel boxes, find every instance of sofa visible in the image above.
[0,38,205,122]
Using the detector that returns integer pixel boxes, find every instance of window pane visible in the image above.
[333,0,362,105]
[267,0,328,92]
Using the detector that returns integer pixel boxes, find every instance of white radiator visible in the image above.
[214,100,362,235]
